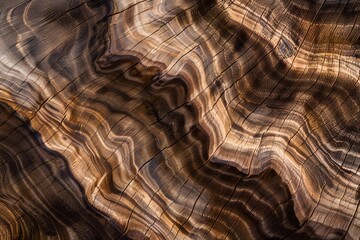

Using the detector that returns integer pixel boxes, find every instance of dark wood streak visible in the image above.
[0,102,123,239]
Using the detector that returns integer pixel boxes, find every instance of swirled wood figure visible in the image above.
[0,0,359,239]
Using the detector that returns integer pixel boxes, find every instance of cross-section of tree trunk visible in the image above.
[0,0,359,239]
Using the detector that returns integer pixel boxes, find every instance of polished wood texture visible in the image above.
[0,0,359,239]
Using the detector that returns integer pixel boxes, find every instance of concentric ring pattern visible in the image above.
[0,0,359,239]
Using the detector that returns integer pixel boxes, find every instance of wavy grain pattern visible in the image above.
[0,0,359,239]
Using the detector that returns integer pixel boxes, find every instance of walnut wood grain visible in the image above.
[0,0,359,239]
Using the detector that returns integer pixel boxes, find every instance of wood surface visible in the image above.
[0,0,359,239]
